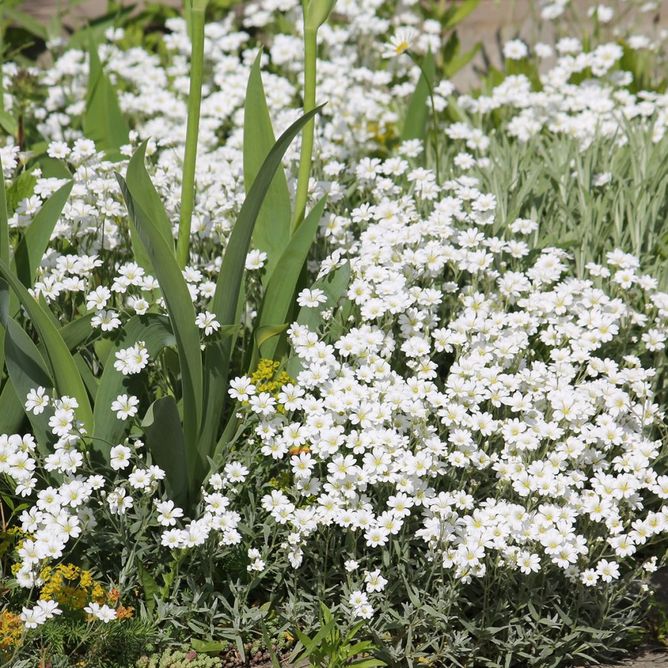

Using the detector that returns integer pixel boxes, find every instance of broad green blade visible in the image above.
[4,317,54,452]
[117,172,203,479]
[141,396,189,508]
[0,381,27,436]
[60,313,96,351]
[0,260,93,431]
[0,158,9,339]
[126,141,174,257]
[93,315,175,457]
[257,195,327,360]
[83,40,130,158]
[14,180,73,288]
[200,104,324,460]
[0,111,17,137]
[244,50,291,282]
[401,50,436,141]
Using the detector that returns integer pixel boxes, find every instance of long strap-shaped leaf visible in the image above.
[83,40,130,159]
[0,260,93,431]
[14,180,73,288]
[0,158,9,377]
[243,50,292,283]
[126,142,174,255]
[257,195,327,360]
[93,314,175,458]
[116,173,203,480]
[199,104,324,460]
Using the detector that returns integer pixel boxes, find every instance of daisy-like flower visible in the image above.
[382,27,417,59]
[114,342,149,375]
[84,602,117,623]
[195,311,221,336]
[109,445,132,471]
[25,387,50,415]
[110,394,139,420]
[297,288,327,308]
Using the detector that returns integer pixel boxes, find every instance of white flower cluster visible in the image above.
[227,159,667,605]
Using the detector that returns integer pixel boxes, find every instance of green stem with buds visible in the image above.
[177,0,208,269]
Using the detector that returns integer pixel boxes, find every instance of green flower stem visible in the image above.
[292,25,317,231]
[177,0,207,269]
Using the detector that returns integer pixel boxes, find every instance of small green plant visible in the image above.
[290,604,385,668]
[136,646,221,668]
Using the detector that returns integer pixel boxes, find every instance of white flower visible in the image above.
[297,288,327,308]
[382,27,418,58]
[111,394,139,420]
[155,499,184,527]
[245,249,268,270]
[114,342,149,375]
[503,39,528,60]
[84,602,117,623]
[109,445,132,471]
[25,387,50,415]
[195,311,220,336]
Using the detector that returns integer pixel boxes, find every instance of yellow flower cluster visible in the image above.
[0,609,23,657]
[39,563,106,611]
[250,359,292,398]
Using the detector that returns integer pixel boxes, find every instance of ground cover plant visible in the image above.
[0,0,667,665]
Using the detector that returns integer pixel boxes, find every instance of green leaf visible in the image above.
[67,5,136,50]
[5,170,36,216]
[200,104,324,461]
[125,141,174,256]
[4,318,54,451]
[0,111,17,137]
[93,314,175,456]
[117,173,203,486]
[287,262,350,376]
[257,195,326,359]
[401,50,436,141]
[4,8,49,41]
[0,158,10,331]
[0,382,28,436]
[83,41,130,158]
[141,396,189,508]
[37,157,72,180]
[255,323,288,351]
[61,313,96,351]
[444,41,481,78]
[190,639,228,654]
[243,50,292,282]
[0,260,93,431]
[14,180,73,289]
[443,0,480,29]
[136,562,160,615]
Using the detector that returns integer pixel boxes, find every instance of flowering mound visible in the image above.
[1,0,668,666]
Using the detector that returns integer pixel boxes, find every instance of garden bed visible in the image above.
[0,0,668,666]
